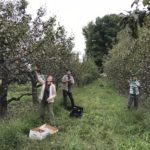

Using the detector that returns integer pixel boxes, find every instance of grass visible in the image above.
[1,78,150,150]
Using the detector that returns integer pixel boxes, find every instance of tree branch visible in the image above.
[7,93,32,104]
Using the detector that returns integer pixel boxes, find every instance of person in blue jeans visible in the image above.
[128,74,141,109]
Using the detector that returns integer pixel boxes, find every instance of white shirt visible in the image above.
[129,80,140,95]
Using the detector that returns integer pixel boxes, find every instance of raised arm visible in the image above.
[35,71,45,85]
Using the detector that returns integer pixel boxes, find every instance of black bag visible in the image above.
[70,106,83,117]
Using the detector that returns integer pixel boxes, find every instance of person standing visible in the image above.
[62,70,75,110]
[35,71,56,125]
[128,74,141,109]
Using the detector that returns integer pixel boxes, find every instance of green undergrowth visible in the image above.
[0,78,150,150]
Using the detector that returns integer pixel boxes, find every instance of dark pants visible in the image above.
[63,90,75,109]
[128,94,139,109]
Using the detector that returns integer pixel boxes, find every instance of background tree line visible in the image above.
[104,0,150,106]
[83,14,122,69]
[83,0,150,106]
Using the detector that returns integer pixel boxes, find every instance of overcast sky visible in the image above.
[26,0,134,58]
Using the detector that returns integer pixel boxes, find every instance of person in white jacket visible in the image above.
[35,71,56,125]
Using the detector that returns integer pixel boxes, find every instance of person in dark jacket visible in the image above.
[62,70,75,109]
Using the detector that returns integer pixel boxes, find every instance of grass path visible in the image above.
[1,78,150,150]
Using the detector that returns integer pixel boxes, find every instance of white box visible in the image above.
[29,128,50,140]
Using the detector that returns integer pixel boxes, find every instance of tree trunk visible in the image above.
[56,80,59,91]
[0,78,8,118]
[0,53,8,118]
[31,81,38,104]
[29,71,38,104]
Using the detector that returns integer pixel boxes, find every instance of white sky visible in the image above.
[26,0,134,59]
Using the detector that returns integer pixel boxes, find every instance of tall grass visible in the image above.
[0,78,150,150]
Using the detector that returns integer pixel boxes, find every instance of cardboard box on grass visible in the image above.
[29,127,49,140]
[39,124,58,134]
[29,124,58,140]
